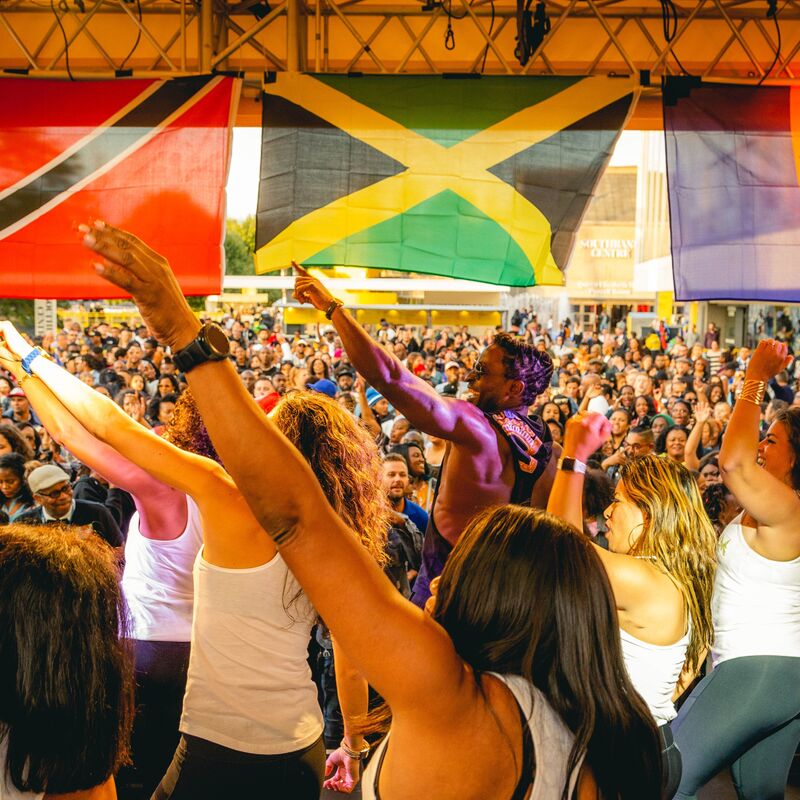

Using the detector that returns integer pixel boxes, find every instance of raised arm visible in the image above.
[83,222,468,720]
[719,339,800,556]
[293,265,484,447]
[547,413,655,611]
[683,402,711,472]
[0,321,260,564]
[0,354,185,539]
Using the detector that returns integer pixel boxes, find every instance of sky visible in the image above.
[226,128,262,221]
[224,128,643,221]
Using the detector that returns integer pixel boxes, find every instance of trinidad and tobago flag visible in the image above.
[0,75,239,299]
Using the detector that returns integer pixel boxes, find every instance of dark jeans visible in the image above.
[671,655,800,799]
[152,734,325,800]
[117,639,191,800]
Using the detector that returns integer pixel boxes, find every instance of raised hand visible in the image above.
[563,412,612,462]
[746,339,793,382]
[79,221,200,350]
[293,262,337,312]
[0,320,33,361]
[694,403,712,426]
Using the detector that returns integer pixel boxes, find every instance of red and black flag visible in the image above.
[0,75,239,299]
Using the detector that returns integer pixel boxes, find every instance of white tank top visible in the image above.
[0,740,43,800]
[361,673,584,800]
[712,513,800,666]
[121,495,203,642]
[619,626,689,724]
[179,550,323,754]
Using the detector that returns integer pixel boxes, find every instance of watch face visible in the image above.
[203,324,230,357]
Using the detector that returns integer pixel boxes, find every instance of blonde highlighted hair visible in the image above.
[270,391,389,566]
[618,454,717,673]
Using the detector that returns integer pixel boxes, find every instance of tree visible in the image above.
[224,216,256,276]
[0,300,34,333]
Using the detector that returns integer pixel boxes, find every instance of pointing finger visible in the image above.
[292,261,311,277]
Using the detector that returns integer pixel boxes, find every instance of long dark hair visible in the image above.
[432,506,661,800]
[0,524,134,793]
[0,453,33,506]
[775,407,800,489]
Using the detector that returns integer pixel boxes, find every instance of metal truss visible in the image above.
[1,0,799,83]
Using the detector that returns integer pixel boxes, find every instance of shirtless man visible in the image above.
[293,266,556,606]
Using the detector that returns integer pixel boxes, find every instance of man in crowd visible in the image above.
[382,452,428,534]
[3,387,40,425]
[17,464,123,549]
[293,265,556,606]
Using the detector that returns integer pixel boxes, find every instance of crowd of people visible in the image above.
[0,222,798,800]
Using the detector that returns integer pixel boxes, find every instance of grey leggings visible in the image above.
[671,655,800,800]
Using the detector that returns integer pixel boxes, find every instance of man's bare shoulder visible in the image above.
[444,398,508,449]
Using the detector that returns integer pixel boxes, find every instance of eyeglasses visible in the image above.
[37,483,72,499]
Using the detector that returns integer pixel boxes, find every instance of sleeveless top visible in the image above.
[620,626,690,724]
[361,673,583,800]
[483,411,553,505]
[0,740,43,800]
[179,550,323,754]
[121,495,203,642]
[712,512,800,666]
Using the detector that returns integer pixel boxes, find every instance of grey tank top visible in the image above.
[360,673,584,800]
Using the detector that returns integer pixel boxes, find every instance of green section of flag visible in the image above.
[314,75,581,148]
[305,189,536,286]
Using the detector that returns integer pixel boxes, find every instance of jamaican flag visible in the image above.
[256,74,637,287]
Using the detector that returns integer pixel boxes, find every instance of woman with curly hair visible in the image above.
[549,414,718,798]
[308,356,330,381]
[0,321,388,800]
[0,523,134,798]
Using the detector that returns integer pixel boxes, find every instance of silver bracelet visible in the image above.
[340,739,370,761]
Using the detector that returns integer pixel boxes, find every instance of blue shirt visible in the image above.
[401,498,428,535]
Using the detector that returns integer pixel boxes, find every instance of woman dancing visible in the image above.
[547,413,717,798]
[76,220,666,800]
[0,322,387,800]
[672,339,800,800]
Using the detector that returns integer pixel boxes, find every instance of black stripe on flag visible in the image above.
[0,75,215,232]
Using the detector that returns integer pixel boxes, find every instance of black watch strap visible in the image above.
[173,324,229,374]
[173,339,209,374]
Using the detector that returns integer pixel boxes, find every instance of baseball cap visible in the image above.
[307,378,337,398]
[444,361,460,371]
[8,387,25,398]
[28,465,71,495]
